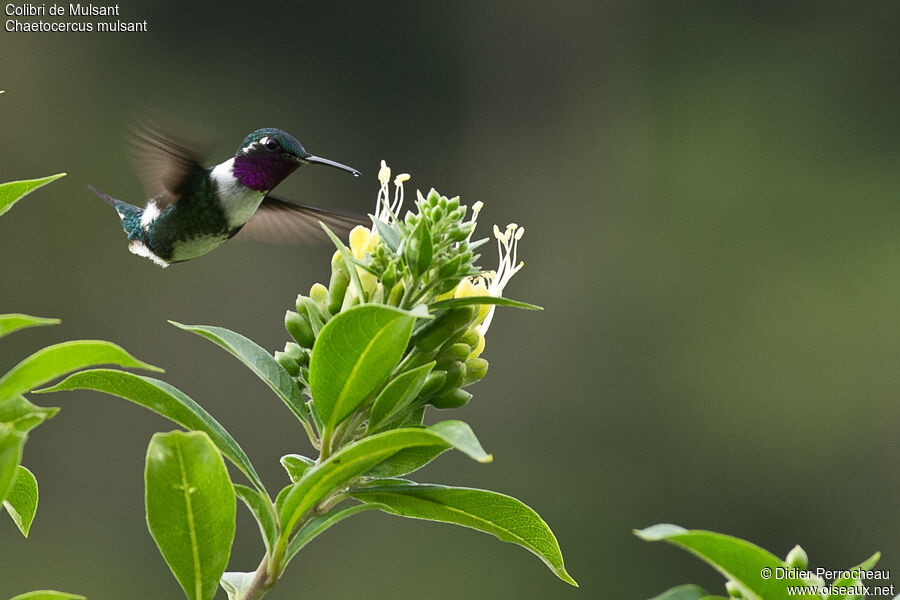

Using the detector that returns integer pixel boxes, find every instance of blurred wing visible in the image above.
[238,195,365,245]
[127,120,208,206]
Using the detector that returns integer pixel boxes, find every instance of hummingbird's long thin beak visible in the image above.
[305,155,361,177]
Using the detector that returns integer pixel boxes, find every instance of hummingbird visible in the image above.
[92,125,362,267]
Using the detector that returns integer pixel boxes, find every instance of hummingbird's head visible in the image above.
[232,128,360,192]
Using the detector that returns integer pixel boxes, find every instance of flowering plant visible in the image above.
[32,163,576,600]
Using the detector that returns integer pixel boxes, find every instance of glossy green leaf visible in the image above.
[0,314,60,338]
[635,524,806,600]
[145,431,236,600]
[351,482,577,586]
[367,361,435,433]
[9,592,85,600]
[0,424,26,502]
[38,369,265,493]
[0,173,66,217]
[220,572,255,600]
[277,421,490,539]
[284,504,377,567]
[0,340,161,402]
[0,395,59,433]
[3,464,38,536]
[309,304,416,432]
[169,321,306,422]
[825,552,881,600]
[430,296,542,311]
[648,584,715,600]
[365,445,448,478]
[280,454,315,483]
[234,484,278,557]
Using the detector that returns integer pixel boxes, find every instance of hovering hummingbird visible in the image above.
[92,126,361,267]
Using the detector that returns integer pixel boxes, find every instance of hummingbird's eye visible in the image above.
[263,137,280,152]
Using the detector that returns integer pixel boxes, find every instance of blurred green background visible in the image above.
[2,1,899,598]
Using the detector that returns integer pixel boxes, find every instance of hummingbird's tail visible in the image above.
[89,185,143,234]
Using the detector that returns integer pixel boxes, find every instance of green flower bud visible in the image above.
[725,580,743,598]
[309,283,329,306]
[413,306,477,352]
[283,342,304,361]
[448,225,469,242]
[439,361,466,392]
[459,328,480,348]
[438,195,447,208]
[785,545,808,570]
[285,310,316,348]
[427,188,440,206]
[388,282,405,307]
[462,357,488,385]
[381,262,397,290]
[283,342,310,366]
[441,343,472,362]
[438,255,463,278]
[419,370,447,397]
[432,206,444,221]
[274,350,300,376]
[430,388,472,409]
[447,197,460,211]
[328,264,350,315]
[405,212,418,227]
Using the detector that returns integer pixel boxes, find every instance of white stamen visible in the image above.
[374,161,408,223]
[479,222,525,335]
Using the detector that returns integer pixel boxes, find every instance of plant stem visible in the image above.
[239,554,271,600]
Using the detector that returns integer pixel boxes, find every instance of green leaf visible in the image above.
[365,445,448,478]
[367,361,435,433]
[635,524,806,600]
[0,314,60,338]
[350,482,577,586]
[370,216,401,253]
[309,304,416,433]
[0,424,26,502]
[825,552,881,600]
[220,572,255,600]
[284,504,377,567]
[0,396,59,433]
[169,321,306,422]
[234,484,278,557]
[280,454,315,483]
[430,296,543,311]
[648,584,714,600]
[8,592,86,600]
[0,340,161,402]
[407,218,433,276]
[277,421,490,539]
[37,369,265,494]
[145,431,236,600]
[3,465,38,536]
[0,173,66,217]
